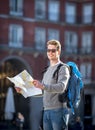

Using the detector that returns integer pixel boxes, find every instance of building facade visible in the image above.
[0,0,95,129]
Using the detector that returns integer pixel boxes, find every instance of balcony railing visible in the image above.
[63,46,93,55]
[35,11,95,25]
[0,43,95,57]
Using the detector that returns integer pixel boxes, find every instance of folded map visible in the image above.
[7,70,42,98]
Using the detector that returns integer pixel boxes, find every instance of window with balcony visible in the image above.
[82,4,93,24]
[80,63,92,84]
[9,24,23,48]
[48,1,60,21]
[65,3,76,24]
[35,0,46,19]
[81,32,92,54]
[48,29,59,41]
[35,27,46,50]
[64,31,78,54]
[9,0,23,16]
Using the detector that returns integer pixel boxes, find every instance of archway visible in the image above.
[0,56,32,129]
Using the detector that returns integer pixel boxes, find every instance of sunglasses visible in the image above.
[47,49,57,53]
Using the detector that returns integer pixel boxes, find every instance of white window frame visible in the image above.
[9,0,23,16]
[9,24,23,48]
[48,1,60,21]
[81,32,92,54]
[65,3,76,24]
[35,27,46,50]
[82,4,93,24]
[80,63,92,84]
[35,0,46,19]
[64,31,78,54]
[48,29,60,41]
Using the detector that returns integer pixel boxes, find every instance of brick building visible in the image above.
[0,0,95,129]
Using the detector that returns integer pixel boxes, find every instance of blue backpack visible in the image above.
[53,62,84,114]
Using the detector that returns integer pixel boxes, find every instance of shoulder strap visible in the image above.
[42,66,49,74]
[53,63,63,81]
[43,63,70,81]
[53,63,70,81]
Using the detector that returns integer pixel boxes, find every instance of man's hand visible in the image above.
[15,87,22,93]
[33,80,44,90]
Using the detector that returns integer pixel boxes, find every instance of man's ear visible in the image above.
[58,50,61,55]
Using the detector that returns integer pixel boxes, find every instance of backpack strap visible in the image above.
[53,63,63,81]
[42,66,49,74]
[43,63,70,82]
[53,63,70,81]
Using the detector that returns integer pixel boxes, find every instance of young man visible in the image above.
[33,40,70,130]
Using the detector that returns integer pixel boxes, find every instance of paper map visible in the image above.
[7,70,42,98]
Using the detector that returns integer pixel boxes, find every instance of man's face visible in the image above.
[47,44,60,61]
